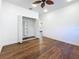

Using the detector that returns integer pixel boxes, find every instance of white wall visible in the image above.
[0,0,2,46]
[42,2,79,46]
[0,0,3,52]
[0,1,39,46]
[0,0,1,10]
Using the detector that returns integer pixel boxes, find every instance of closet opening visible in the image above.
[18,16,40,43]
[22,16,36,41]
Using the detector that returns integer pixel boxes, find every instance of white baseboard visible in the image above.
[0,45,3,53]
[43,36,79,46]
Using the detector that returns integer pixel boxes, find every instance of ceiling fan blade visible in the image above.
[41,3,45,8]
[46,0,54,5]
[33,1,42,4]
[42,0,46,2]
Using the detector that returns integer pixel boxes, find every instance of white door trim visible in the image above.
[0,45,3,53]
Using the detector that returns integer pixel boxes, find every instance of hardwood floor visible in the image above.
[0,37,79,59]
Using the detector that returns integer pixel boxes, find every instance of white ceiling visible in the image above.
[3,0,79,14]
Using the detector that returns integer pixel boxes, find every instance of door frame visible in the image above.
[17,15,40,43]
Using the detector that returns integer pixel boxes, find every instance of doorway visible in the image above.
[18,16,41,43]
[22,16,36,40]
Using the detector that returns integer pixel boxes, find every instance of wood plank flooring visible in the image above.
[0,37,79,59]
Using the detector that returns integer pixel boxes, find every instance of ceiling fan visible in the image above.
[33,0,54,8]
